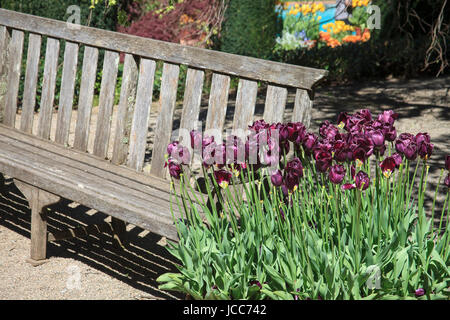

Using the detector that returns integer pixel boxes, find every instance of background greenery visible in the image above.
[219,0,282,60]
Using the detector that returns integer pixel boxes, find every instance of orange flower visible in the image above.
[319,31,331,41]
[362,30,371,41]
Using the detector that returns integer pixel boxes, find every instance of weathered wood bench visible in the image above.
[0,9,327,266]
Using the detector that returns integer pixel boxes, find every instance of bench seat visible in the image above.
[0,124,181,240]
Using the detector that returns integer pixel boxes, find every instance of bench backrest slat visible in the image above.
[150,63,180,177]
[0,26,9,124]
[205,73,230,136]
[73,46,98,152]
[55,41,79,145]
[263,85,288,124]
[111,53,139,166]
[292,88,314,128]
[92,50,119,158]
[37,37,60,140]
[233,79,258,131]
[20,33,41,134]
[127,58,156,171]
[179,68,204,132]
[3,29,23,127]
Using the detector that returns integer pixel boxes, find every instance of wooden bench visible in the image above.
[0,9,327,266]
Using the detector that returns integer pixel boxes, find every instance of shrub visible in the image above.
[157,109,450,300]
[219,0,282,59]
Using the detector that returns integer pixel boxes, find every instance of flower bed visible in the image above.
[157,110,450,300]
[276,0,373,51]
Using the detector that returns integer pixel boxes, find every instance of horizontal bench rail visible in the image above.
[0,8,327,90]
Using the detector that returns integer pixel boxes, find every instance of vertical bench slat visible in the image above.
[20,33,42,134]
[55,41,79,145]
[127,58,156,171]
[73,46,98,152]
[0,26,11,124]
[179,68,204,132]
[37,37,60,139]
[150,63,180,177]
[92,50,119,159]
[205,73,230,133]
[232,79,258,130]
[263,85,287,124]
[3,29,24,127]
[292,88,314,128]
[111,53,139,166]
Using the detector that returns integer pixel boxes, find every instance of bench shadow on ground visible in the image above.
[0,178,184,300]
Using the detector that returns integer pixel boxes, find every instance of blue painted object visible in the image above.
[278,4,337,32]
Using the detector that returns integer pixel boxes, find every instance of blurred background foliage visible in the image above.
[0,0,447,108]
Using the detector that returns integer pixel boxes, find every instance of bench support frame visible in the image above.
[14,180,60,266]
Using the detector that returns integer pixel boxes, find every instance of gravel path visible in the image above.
[0,75,449,300]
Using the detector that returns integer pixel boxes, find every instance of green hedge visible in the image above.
[0,0,117,31]
[220,0,282,60]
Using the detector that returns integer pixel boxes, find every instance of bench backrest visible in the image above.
[0,9,327,178]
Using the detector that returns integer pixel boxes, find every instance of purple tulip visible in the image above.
[333,141,352,163]
[270,170,283,187]
[444,173,450,188]
[275,123,289,141]
[315,150,333,173]
[329,164,346,184]
[190,130,202,150]
[341,183,356,190]
[319,121,339,141]
[369,130,385,148]
[355,171,370,190]
[165,160,182,179]
[395,133,415,154]
[380,157,396,177]
[415,133,433,160]
[446,155,450,171]
[337,112,349,128]
[415,288,425,297]
[382,123,397,142]
[250,280,263,290]
[202,135,215,148]
[214,169,232,189]
[171,144,191,165]
[357,109,373,122]
[403,142,418,161]
[284,158,303,190]
[167,141,179,157]
[377,110,398,125]
[392,153,403,168]
[302,133,318,153]
[285,158,304,178]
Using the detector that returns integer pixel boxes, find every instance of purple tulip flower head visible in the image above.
[355,170,370,190]
[369,129,385,148]
[377,110,398,125]
[392,153,403,168]
[444,173,450,189]
[284,158,303,191]
[415,288,425,297]
[380,156,396,178]
[415,133,433,160]
[270,170,284,187]
[171,144,191,165]
[315,150,333,173]
[214,169,232,189]
[329,164,346,184]
[165,159,182,179]
[167,141,179,157]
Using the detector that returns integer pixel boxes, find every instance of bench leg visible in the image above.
[14,180,60,266]
[111,217,127,249]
